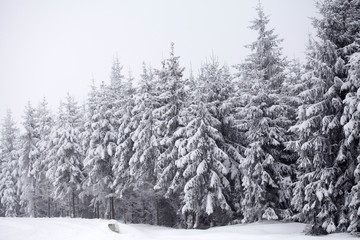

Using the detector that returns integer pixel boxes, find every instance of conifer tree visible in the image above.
[110,56,124,95]
[345,52,360,233]
[166,59,234,228]
[126,63,160,224]
[235,3,292,222]
[0,110,19,217]
[153,45,185,192]
[113,70,136,222]
[289,0,360,234]
[34,97,54,217]
[18,102,40,217]
[84,82,117,219]
[47,94,84,218]
[81,82,102,218]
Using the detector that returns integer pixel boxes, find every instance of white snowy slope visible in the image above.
[0,218,355,240]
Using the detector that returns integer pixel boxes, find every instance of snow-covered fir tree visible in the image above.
[46,94,84,218]
[84,82,117,219]
[289,0,360,234]
[113,70,136,222]
[235,3,293,222]
[154,43,186,190]
[168,59,234,228]
[18,102,41,217]
[0,110,19,217]
[110,56,124,95]
[33,97,54,217]
[126,63,161,224]
[345,51,360,233]
[81,81,101,218]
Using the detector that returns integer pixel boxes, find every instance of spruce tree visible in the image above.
[84,82,117,219]
[127,63,160,224]
[167,59,234,228]
[34,97,54,217]
[18,102,40,217]
[113,70,136,222]
[234,3,292,222]
[289,0,360,234]
[47,94,84,218]
[0,110,19,217]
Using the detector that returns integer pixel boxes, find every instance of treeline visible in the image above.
[1,0,360,235]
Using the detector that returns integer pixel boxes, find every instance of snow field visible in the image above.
[0,218,355,240]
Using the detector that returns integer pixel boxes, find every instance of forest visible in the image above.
[0,0,360,235]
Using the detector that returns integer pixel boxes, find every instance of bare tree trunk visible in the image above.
[34,205,37,218]
[110,196,115,219]
[96,201,100,219]
[123,205,127,224]
[72,191,76,218]
[184,212,188,229]
[48,197,51,218]
[155,199,159,225]
[194,212,198,229]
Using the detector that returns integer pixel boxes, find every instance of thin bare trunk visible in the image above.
[48,197,51,218]
[110,196,115,219]
[96,201,100,219]
[72,191,76,218]
[155,200,159,225]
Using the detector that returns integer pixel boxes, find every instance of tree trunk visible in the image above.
[210,214,216,227]
[48,197,51,218]
[34,204,37,218]
[193,212,198,229]
[155,199,159,225]
[96,201,100,219]
[72,191,76,218]
[110,196,115,219]
[123,206,127,224]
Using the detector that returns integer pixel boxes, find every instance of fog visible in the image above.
[0,0,317,125]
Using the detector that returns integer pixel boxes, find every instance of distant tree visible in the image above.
[0,110,20,217]
[166,58,234,228]
[110,56,124,95]
[47,94,84,218]
[113,70,136,222]
[84,82,117,219]
[153,43,186,225]
[18,102,40,217]
[34,98,54,217]
[127,63,160,224]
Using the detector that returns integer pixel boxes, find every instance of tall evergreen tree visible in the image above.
[289,0,360,234]
[0,110,19,217]
[165,59,234,228]
[34,97,54,217]
[127,63,160,224]
[84,82,117,219]
[234,3,292,222]
[345,51,360,233]
[18,102,40,217]
[47,94,84,218]
[113,70,136,222]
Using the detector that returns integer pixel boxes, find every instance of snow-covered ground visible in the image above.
[0,218,355,240]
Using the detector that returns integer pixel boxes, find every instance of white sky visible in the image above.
[0,0,317,126]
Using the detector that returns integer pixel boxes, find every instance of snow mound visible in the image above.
[107,219,119,233]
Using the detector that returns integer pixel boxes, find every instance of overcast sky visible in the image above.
[0,0,317,126]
